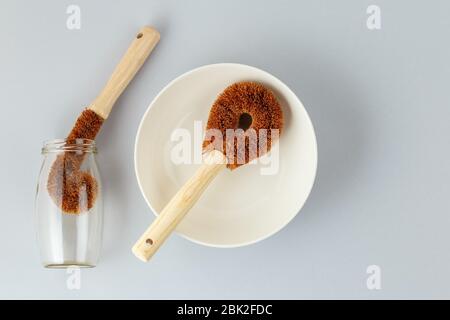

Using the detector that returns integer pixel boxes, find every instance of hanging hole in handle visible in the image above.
[136,33,143,39]
[145,238,153,245]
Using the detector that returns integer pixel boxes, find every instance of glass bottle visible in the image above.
[35,139,103,268]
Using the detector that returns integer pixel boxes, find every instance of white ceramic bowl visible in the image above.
[135,63,317,247]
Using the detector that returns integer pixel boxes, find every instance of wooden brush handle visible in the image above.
[89,26,160,119]
[132,150,227,262]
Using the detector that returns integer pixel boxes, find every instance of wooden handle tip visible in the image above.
[138,26,160,41]
[132,245,149,262]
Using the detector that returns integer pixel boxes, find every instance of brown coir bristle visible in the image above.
[47,109,104,214]
[67,109,104,142]
[47,162,99,214]
[203,82,283,170]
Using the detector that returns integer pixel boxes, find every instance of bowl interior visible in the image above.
[135,64,317,247]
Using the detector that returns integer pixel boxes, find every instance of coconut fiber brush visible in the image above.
[133,82,283,261]
[47,26,160,213]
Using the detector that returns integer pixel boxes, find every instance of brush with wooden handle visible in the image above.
[47,26,160,213]
[132,82,283,261]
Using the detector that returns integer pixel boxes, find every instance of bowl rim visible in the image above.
[134,63,318,248]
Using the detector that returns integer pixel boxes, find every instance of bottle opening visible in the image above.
[42,139,97,154]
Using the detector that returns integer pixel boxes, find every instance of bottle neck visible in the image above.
[42,139,97,154]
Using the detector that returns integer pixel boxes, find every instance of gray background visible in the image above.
[0,0,449,299]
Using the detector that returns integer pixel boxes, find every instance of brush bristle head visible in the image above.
[203,82,283,170]
[47,109,104,214]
